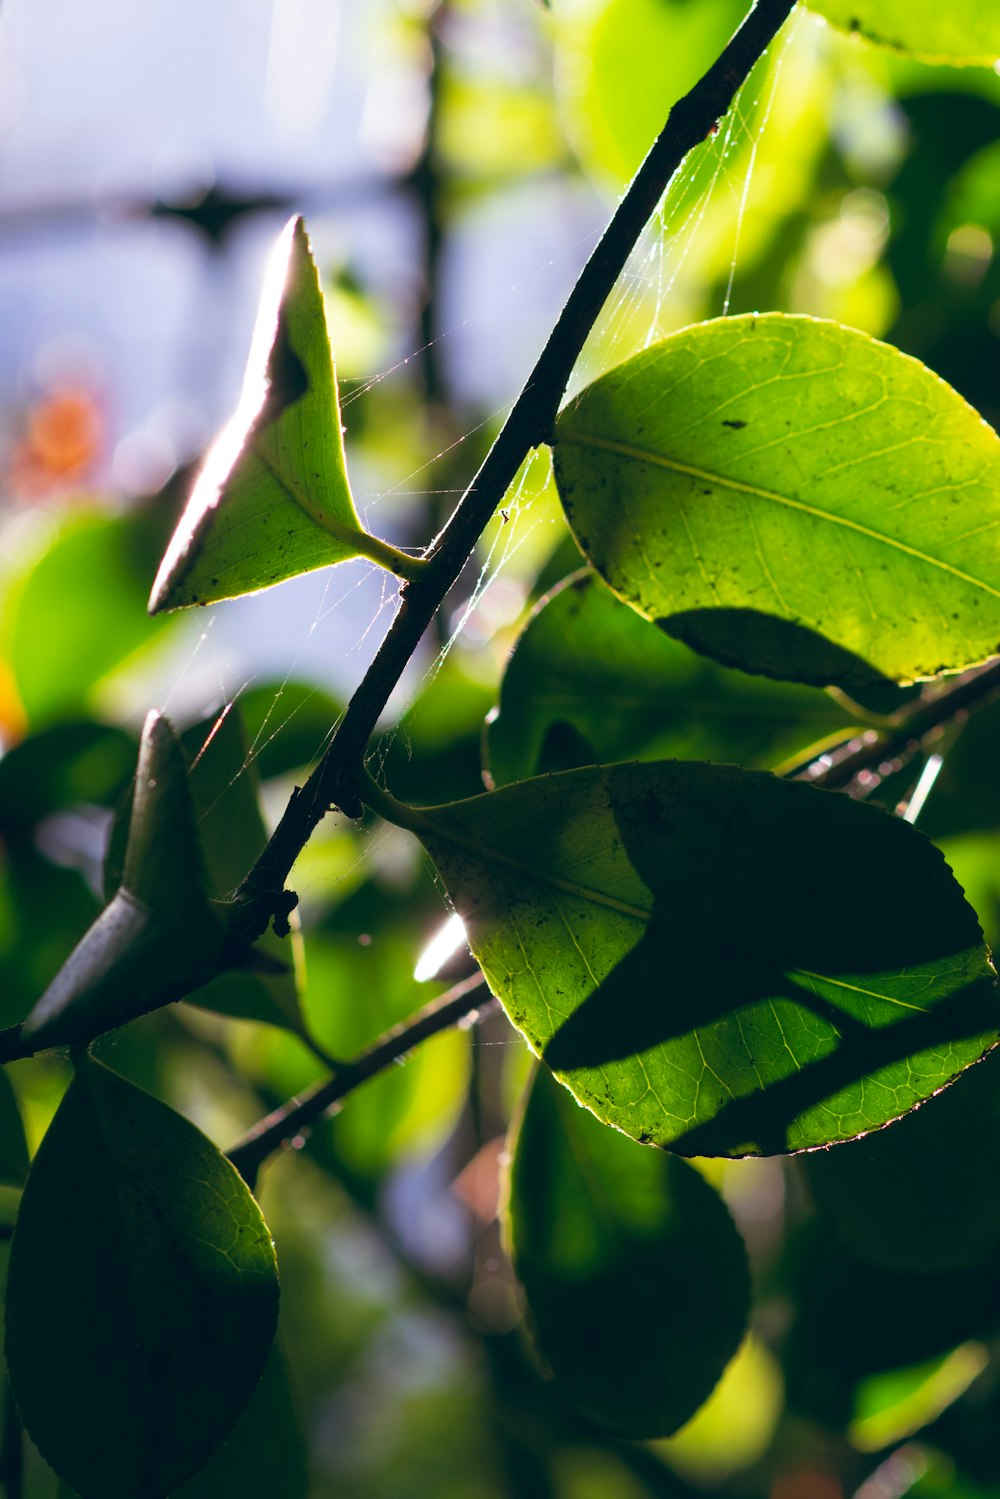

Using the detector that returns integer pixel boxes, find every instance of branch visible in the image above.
[228,971,492,1185]
[791,656,1000,793]
[232,0,800,934]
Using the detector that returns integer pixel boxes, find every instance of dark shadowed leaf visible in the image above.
[553,315,1000,687]
[507,1066,749,1436]
[406,762,997,1154]
[803,1047,1000,1272]
[5,1054,278,1499]
[0,1069,28,1186]
[807,0,1000,64]
[22,713,225,1048]
[171,1342,308,1499]
[149,217,421,614]
[487,570,859,786]
[178,707,309,1035]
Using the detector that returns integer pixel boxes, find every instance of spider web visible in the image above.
[162,11,812,869]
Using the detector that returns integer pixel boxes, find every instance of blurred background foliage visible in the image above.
[0,0,999,1494]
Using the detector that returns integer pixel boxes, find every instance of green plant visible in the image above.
[3,0,1000,1495]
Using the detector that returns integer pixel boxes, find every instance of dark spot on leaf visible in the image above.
[721,419,747,430]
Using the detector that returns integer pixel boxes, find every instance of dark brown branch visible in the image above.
[792,656,1000,794]
[228,971,492,1186]
[232,0,800,936]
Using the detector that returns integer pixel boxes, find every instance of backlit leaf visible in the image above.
[807,0,1000,65]
[507,1066,749,1436]
[149,217,420,613]
[5,1054,279,1499]
[407,762,997,1154]
[487,570,859,786]
[553,315,1000,686]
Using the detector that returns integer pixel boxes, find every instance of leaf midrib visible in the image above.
[559,430,1000,601]
[253,440,361,545]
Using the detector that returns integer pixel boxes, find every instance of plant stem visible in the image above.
[231,0,800,937]
[352,531,429,584]
[228,970,491,1186]
[791,656,1000,793]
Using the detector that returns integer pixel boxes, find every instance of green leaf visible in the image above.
[1,510,174,730]
[807,0,1000,65]
[507,1066,749,1437]
[177,708,309,1036]
[300,926,469,1176]
[402,762,997,1155]
[171,1343,308,1499]
[0,1069,28,1186]
[803,1047,1000,1272]
[22,712,225,1048]
[149,216,421,614]
[5,1054,279,1499]
[552,314,1000,686]
[553,0,750,186]
[487,571,860,786]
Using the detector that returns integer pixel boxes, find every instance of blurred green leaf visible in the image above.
[508,1066,749,1436]
[236,680,342,783]
[5,1053,279,1499]
[487,571,859,785]
[410,761,996,1154]
[553,314,1000,686]
[171,1342,308,1499]
[554,0,748,187]
[150,217,422,613]
[300,923,469,1176]
[804,1049,1000,1272]
[1,509,173,729]
[440,76,563,179]
[0,721,135,834]
[850,1343,988,1452]
[808,0,1000,65]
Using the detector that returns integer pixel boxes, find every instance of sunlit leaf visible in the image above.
[405,761,997,1154]
[553,314,1000,686]
[507,1066,749,1436]
[487,571,859,785]
[5,1054,278,1499]
[808,0,1000,65]
[149,217,421,614]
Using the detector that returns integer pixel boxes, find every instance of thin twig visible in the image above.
[232,0,800,937]
[791,656,1000,794]
[228,971,492,1186]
